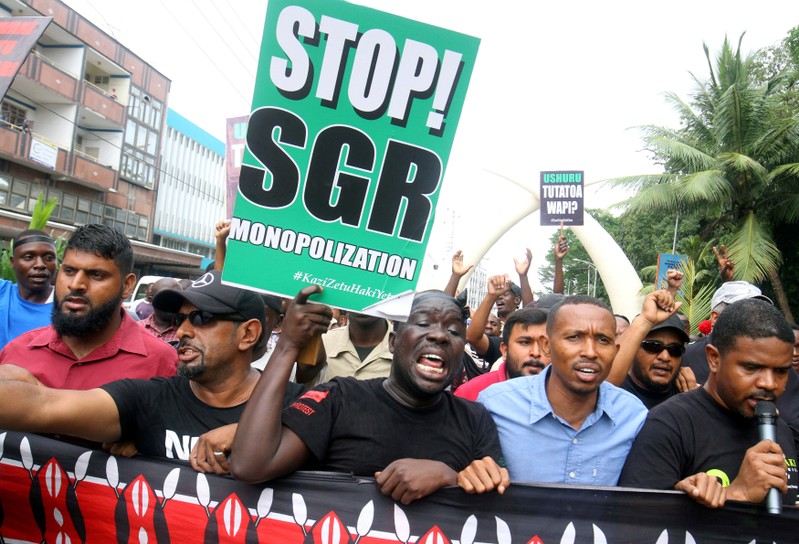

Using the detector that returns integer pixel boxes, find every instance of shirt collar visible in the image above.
[527,365,618,428]
[325,321,392,357]
[28,309,149,360]
[142,313,177,333]
[528,365,555,423]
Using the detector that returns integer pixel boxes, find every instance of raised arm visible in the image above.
[607,290,680,386]
[553,234,569,294]
[230,286,332,483]
[664,268,684,298]
[514,248,535,307]
[444,250,473,297]
[0,364,121,443]
[465,275,510,356]
[712,245,734,283]
[214,219,231,271]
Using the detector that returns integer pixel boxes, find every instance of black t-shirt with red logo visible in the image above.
[282,377,502,476]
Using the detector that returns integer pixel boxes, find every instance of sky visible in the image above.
[61,0,799,290]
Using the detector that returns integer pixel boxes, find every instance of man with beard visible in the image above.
[0,230,58,349]
[619,299,798,508]
[455,307,549,401]
[477,295,647,486]
[0,224,176,388]
[465,274,523,365]
[0,271,303,474]
[600,289,690,408]
[231,289,509,504]
[619,314,689,409]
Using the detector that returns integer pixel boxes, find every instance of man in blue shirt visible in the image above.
[0,230,57,349]
[478,295,647,486]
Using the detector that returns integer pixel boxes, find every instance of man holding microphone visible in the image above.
[619,298,798,510]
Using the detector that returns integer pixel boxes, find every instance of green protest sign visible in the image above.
[223,0,480,319]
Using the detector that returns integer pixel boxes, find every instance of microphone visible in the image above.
[755,400,781,514]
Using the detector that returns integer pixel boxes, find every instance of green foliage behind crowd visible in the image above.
[540,26,799,328]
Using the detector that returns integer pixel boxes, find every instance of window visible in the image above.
[122,89,160,189]
[10,179,28,210]
[0,174,11,206]
[1,101,27,127]
[0,180,153,240]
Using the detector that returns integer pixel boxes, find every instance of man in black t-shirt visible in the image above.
[0,270,301,475]
[619,299,799,508]
[231,289,510,504]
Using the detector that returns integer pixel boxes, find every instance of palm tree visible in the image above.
[610,34,799,320]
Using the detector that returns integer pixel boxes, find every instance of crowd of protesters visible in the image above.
[0,222,795,511]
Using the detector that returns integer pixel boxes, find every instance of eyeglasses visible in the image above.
[640,339,685,357]
[173,310,245,327]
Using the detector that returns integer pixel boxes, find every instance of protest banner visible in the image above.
[222,0,480,319]
[225,115,249,219]
[540,171,584,226]
[0,17,51,101]
[656,252,688,290]
[0,430,797,543]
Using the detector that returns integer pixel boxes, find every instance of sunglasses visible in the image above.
[640,339,685,357]
[173,310,245,327]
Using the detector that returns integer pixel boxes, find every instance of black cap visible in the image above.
[649,313,690,344]
[509,283,522,297]
[536,293,566,310]
[260,294,284,316]
[153,270,266,325]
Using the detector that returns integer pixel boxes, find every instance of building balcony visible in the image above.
[70,152,115,190]
[0,123,115,191]
[80,83,125,127]
[17,51,79,102]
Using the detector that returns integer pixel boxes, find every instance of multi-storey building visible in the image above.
[153,109,225,269]
[0,0,203,276]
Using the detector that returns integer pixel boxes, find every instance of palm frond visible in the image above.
[602,173,678,191]
[662,92,714,145]
[716,152,768,184]
[726,212,782,282]
[766,192,799,223]
[623,183,682,213]
[643,136,718,172]
[639,264,657,284]
[769,162,799,181]
[752,120,799,163]
[676,170,732,203]
[637,284,656,297]
[675,259,715,334]
[29,195,58,230]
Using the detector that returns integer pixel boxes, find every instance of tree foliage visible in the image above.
[607,32,799,318]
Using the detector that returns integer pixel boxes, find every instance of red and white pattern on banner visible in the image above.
[0,454,466,543]
[2,430,798,543]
